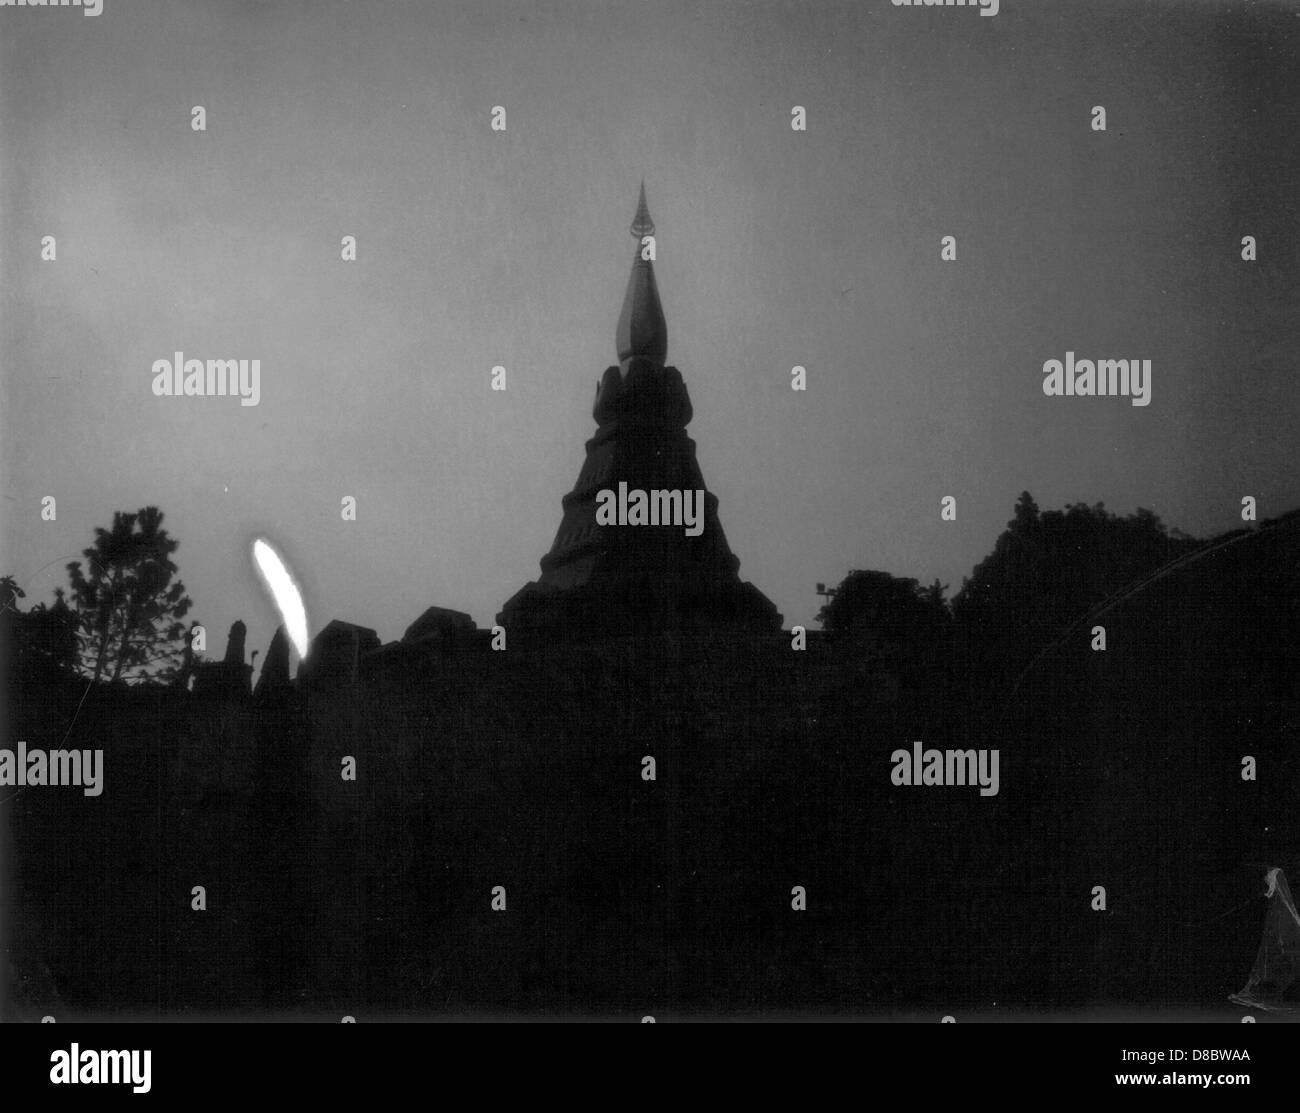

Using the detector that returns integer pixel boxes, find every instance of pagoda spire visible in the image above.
[496,183,783,636]
[615,180,667,372]
[630,178,655,238]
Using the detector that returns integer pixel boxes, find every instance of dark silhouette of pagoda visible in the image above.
[498,184,782,636]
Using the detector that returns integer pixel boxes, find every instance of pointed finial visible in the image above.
[630,179,655,239]
[615,181,666,370]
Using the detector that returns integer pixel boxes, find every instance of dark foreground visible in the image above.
[5,520,1299,1021]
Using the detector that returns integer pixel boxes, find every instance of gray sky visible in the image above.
[3,0,1298,672]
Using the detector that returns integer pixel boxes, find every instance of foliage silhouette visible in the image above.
[65,507,194,685]
[952,491,1201,700]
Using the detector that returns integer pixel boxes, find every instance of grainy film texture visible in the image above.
[2,0,1299,1023]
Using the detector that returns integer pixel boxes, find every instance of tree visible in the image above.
[1010,489,1039,533]
[0,576,23,677]
[66,507,194,684]
[0,575,23,613]
[22,590,80,674]
[951,492,1201,696]
[919,577,949,612]
[818,570,947,643]
[817,569,954,694]
[1,578,80,680]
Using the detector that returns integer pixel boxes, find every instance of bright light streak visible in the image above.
[252,538,309,659]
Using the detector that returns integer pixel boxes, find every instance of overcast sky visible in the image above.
[3,0,1298,672]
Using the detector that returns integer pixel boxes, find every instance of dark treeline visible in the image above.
[814,492,1209,720]
[3,493,1298,1019]
[0,492,1226,710]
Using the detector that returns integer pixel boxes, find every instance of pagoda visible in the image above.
[497,184,782,636]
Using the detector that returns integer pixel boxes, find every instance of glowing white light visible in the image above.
[252,538,309,658]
